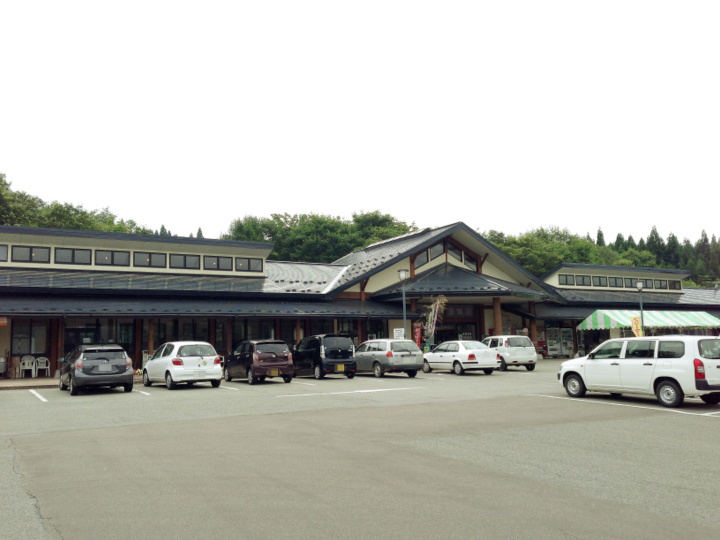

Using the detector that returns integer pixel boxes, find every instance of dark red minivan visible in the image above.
[224,340,294,385]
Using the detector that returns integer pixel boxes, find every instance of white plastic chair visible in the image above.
[20,355,37,378]
[35,357,51,377]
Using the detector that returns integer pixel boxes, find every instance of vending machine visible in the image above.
[546,328,561,357]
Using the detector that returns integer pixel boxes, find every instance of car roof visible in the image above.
[78,344,126,350]
[161,341,214,346]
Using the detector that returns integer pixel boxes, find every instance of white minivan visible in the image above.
[558,335,720,407]
[482,335,538,371]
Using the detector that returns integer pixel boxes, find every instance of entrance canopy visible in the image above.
[577,310,720,330]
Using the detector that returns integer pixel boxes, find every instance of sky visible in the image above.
[1,1,719,244]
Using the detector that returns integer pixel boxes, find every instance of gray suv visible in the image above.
[59,344,134,395]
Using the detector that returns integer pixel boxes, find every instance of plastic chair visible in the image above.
[0,356,6,379]
[35,357,51,377]
[20,355,36,378]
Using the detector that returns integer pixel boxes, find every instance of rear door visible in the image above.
[355,342,372,371]
[699,339,720,387]
[255,341,292,368]
[505,337,536,362]
[391,341,421,365]
[620,340,657,391]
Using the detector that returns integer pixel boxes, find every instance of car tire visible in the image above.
[525,364,536,371]
[422,361,432,373]
[346,372,355,379]
[142,371,152,387]
[498,359,507,371]
[165,372,176,390]
[123,383,133,393]
[59,376,68,391]
[211,380,221,388]
[406,370,417,378]
[69,377,79,396]
[483,369,494,375]
[373,363,384,378]
[224,369,232,382]
[700,392,720,405]
[564,373,586,398]
[453,362,464,375]
[314,364,325,380]
[283,375,293,383]
[247,368,256,385]
[656,380,684,408]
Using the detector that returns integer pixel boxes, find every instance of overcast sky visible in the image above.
[1,1,718,244]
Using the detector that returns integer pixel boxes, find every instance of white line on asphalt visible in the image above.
[277,387,425,398]
[534,394,720,417]
[292,381,317,386]
[220,386,239,391]
[29,390,48,402]
[134,390,151,396]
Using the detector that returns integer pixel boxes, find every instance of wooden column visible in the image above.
[148,319,155,356]
[295,319,302,346]
[493,298,502,335]
[528,302,538,345]
[134,319,143,370]
[226,318,233,355]
[209,319,217,348]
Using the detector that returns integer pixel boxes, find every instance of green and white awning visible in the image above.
[577,310,720,330]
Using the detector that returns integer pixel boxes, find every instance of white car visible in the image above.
[143,341,223,389]
[423,340,500,375]
[558,335,720,407]
[482,335,538,371]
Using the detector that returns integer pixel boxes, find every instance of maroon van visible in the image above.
[224,340,294,385]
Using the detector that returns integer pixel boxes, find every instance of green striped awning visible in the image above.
[577,310,720,330]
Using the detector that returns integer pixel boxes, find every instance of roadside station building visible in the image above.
[1,223,719,378]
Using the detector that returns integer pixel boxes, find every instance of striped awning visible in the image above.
[577,310,720,330]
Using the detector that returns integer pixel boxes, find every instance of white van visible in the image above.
[482,335,538,371]
[558,335,720,407]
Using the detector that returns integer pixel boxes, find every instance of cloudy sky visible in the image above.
[1,1,718,244]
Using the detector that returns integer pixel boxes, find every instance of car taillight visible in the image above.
[126,357,132,368]
[468,354,476,361]
[172,358,183,366]
[694,358,706,379]
[504,340,509,347]
[75,361,83,370]
[497,354,502,360]
[214,357,222,365]
[320,346,325,359]
[288,353,293,364]
[253,353,259,363]
[386,351,394,358]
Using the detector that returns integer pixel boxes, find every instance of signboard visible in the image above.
[394,328,405,339]
[631,316,643,337]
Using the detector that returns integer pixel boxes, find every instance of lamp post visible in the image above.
[398,269,409,339]
[635,280,645,337]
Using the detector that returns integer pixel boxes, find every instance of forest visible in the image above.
[1,172,718,286]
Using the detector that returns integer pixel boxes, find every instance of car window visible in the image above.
[699,340,720,359]
[507,337,533,348]
[659,341,684,359]
[593,341,623,359]
[447,343,459,353]
[233,343,243,355]
[356,343,368,353]
[391,341,421,353]
[84,350,126,360]
[178,344,216,357]
[434,344,448,353]
[625,340,656,359]
[161,344,174,357]
[256,343,289,354]
[324,337,353,350]
[461,341,486,350]
[487,339,499,348]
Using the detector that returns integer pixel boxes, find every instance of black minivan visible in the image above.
[293,334,357,379]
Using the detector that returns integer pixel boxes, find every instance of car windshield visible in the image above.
[256,343,289,354]
[391,341,421,353]
[507,337,533,347]
[84,350,125,360]
[324,337,353,350]
[699,340,720,360]
[461,341,487,350]
[178,344,216,357]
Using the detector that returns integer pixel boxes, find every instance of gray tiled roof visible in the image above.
[554,287,720,307]
[265,261,347,294]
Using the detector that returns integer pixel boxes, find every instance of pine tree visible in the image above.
[596,228,605,246]
[197,228,204,239]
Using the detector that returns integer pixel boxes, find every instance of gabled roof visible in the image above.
[265,261,348,295]
[372,263,549,301]
[330,222,553,296]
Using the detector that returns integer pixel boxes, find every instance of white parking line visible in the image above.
[534,394,720,417]
[277,387,425,398]
[134,390,151,396]
[29,390,48,402]
[292,381,317,386]
[220,385,240,391]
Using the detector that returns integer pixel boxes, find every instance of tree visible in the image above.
[196,228,204,239]
[645,226,665,265]
[596,228,605,247]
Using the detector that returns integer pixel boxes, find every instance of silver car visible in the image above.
[355,339,424,377]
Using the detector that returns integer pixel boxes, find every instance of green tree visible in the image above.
[596,228,605,246]
[645,226,665,265]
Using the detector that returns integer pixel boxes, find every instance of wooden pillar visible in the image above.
[226,318,233,355]
[275,318,281,341]
[475,305,484,340]
[148,319,155,356]
[493,297,502,335]
[134,319,143,370]
[295,319,302,346]
[528,302,538,345]
[49,320,59,374]
[209,319,217,348]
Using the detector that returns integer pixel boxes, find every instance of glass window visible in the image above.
[576,275,592,286]
[12,246,50,263]
[464,254,478,272]
[592,276,608,287]
[609,277,623,288]
[669,280,682,290]
[654,280,668,289]
[559,274,575,285]
[448,245,462,262]
[170,254,201,269]
[236,257,264,272]
[415,251,428,268]
[659,341,685,359]
[96,250,130,266]
[11,319,49,355]
[0,244,8,261]
[625,340,656,358]
[134,252,167,268]
[593,341,623,359]
[204,256,233,271]
[55,248,91,265]
[429,244,444,260]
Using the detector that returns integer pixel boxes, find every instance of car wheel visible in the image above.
[483,369,494,375]
[224,369,232,382]
[373,362,384,378]
[59,376,68,391]
[498,358,507,371]
[123,383,133,393]
[453,362,464,375]
[525,364,536,372]
[656,380,684,408]
[142,370,152,387]
[700,392,720,405]
[282,375,293,383]
[211,380,221,388]
[247,368,256,385]
[422,361,432,373]
[564,373,586,398]
[69,376,79,396]
[346,372,355,379]
[313,364,325,380]
[165,372,176,390]
[406,370,417,378]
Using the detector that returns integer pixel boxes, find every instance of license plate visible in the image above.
[98,364,112,372]
[269,368,279,377]
[336,364,345,372]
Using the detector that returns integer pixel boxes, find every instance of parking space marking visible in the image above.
[220,386,240,391]
[277,387,425,398]
[534,394,720,417]
[291,381,317,386]
[29,390,48,403]
[134,390,151,396]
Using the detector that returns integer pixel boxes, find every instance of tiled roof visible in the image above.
[265,261,347,294]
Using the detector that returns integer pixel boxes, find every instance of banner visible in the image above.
[631,316,643,337]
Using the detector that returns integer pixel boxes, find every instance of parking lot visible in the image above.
[3,358,720,539]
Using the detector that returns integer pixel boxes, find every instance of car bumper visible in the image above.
[384,363,424,372]
[252,365,294,378]
[74,370,134,388]
[322,361,357,374]
[170,367,223,383]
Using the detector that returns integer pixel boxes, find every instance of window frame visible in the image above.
[55,247,92,265]
[133,251,167,268]
[235,257,264,272]
[204,255,233,271]
[576,275,592,286]
[95,250,131,267]
[558,274,575,286]
[11,245,51,264]
[169,254,201,270]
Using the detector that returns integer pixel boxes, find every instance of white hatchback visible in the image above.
[558,335,720,407]
[482,335,539,371]
[143,341,223,389]
[423,340,500,375]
